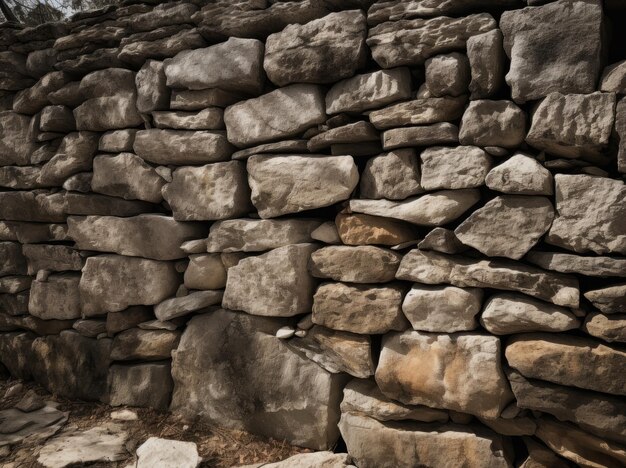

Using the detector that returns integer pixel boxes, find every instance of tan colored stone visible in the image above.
[309,246,401,283]
[336,213,416,246]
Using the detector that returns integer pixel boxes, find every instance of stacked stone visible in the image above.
[1,0,626,466]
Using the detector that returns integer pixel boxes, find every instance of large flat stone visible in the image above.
[312,282,408,334]
[264,10,366,86]
[247,155,358,218]
[79,254,180,316]
[170,309,347,450]
[382,123,459,149]
[152,109,224,130]
[376,331,512,418]
[309,246,402,283]
[506,333,626,396]
[420,146,491,190]
[367,13,496,68]
[485,153,553,195]
[336,213,416,246]
[68,214,206,260]
[223,244,317,317]
[396,249,579,307]
[360,149,422,200]
[154,290,223,321]
[207,218,322,253]
[164,37,264,94]
[28,273,82,320]
[162,162,251,221]
[133,129,233,165]
[547,174,626,254]
[526,251,626,278]
[224,84,326,148]
[74,95,143,131]
[111,328,180,361]
[108,363,170,409]
[459,100,526,148]
[369,97,466,129]
[500,0,604,102]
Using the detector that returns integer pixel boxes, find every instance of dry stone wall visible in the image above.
[1,0,626,465]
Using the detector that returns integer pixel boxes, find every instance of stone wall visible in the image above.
[1,0,626,465]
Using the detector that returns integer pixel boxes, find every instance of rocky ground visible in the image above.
[0,378,307,467]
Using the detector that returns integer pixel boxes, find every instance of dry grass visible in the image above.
[0,378,309,467]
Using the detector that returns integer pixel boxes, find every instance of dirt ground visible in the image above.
[0,378,309,467]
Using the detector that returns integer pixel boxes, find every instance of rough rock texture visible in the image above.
[108,363,173,410]
[133,129,233,165]
[360,149,422,200]
[485,154,553,195]
[420,146,491,190]
[309,246,402,283]
[368,96,466,129]
[467,29,504,99]
[459,100,526,148]
[336,213,416,246]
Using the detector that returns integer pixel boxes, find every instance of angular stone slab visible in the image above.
[349,189,480,226]
[155,290,223,321]
[223,244,317,317]
[22,244,84,274]
[264,10,366,86]
[547,174,626,254]
[224,84,326,148]
[74,95,143,131]
[583,312,626,343]
[336,213,416,246]
[382,123,458,149]
[29,273,82,320]
[248,155,358,218]
[133,129,233,165]
[481,293,580,335]
[402,284,482,332]
[584,283,626,314]
[80,255,180,316]
[420,146,491,190]
[136,437,201,468]
[232,139,309,160]
[368,97,466,129]
[526,92,615,160]
[500,0,604,102]
[183,254,227,291]
[325,67,412,114]
[135,59,169,114]
[162,162,251,221]
[309,246,402,283]
[459,99,526,148]
[526,251,626,278]
[312,282,408,334]
[170,309,346,450]
[506,333,626,396]
[111,328,180,361]
[152,108,224,130]
[170,88,243,111]
[37,131,99,186]
[98,129,136,153]
[307,122,379,152]
[418,227,467,255]
[164,37,264,94]
[376,331,512,418]
[455,195,554,260]
[396,249,579,307]
[68,214,206,261]
[485,153,553,195]
[108,363,173,410]
[206,218,322,253]
[360,149,422,200]
[467,29,504,99]
[367,13,496,68]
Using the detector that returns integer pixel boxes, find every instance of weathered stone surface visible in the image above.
[0,242,27,277]
[80,255,180,316]
[526,251,626,278]
[0,276,32,294]
[425,52,470,97]
[418,227,467,254]
[287,325,374,378]
[0,332,34,380]
[311,221,341,244]
[207,218,321,253]
[106,306,153,336]
[585,283,626,314]
[600,60,626,93]
[584,312,626,343]
[170,88,242,111]
[91,153,166,203]
[111,328,180,361]
[360,149,422,200]
[345,412,513,468]
[369,96,466,129]
[376,331,512,417]
[232,139,309,160]
[152,108,224,130]
[547,174,626,254]
[526,92,615,160]
[0,166,42,190]
[68,215,206,261]
[22,244,83,274]
[420,146,491,190]
[506,333,626,396]
[508,368,626,444]
[129,2,198,32]
[264,10,366,86]
[171,309,346,450]
[250,451,349,468]
[13,71,69,115]
[325,67,411,114]
[1,313,74,336]
[481,293,580,335]
[118,28,207,67]
[309,246,402,283]
[98,129,136,153]
[136,437,201,468]
[48,81,83,107]
[459,100,525,148]
[63,192,154,218]
[31,331,111,400]
[155,291,223,321]
[74,95,143,131]
[382,123,459,149]
[37,132,99,186]
[224,84,326,148]
[133,129,233,165]
[183,254,226,291]
[29,274,81,321]
[108,362,173,410]
[164,38,264,95]
[248,155,358,218]
[336,213,416,246]
[467,29,504,99]
[77,69,135,99]
[312,282,408,334]
[500,0,604,102]
[39,105,75,133]
[520,437,569,468]
[0,291,29,316]
[616,98,626,174]
[485,153,553,195]
[162,162,251,221]
[455,196,554,260]
[402,284,482,332]
[341,379,448,423]
[135,59,169,114]
[73,319,106,338]
[367,13,496,68]
[349,189,479,226]
[396,250,580,307]
[535,417,626,468]
[223,244,316,317]
[0,112,38,166]
[307,122,378,151]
